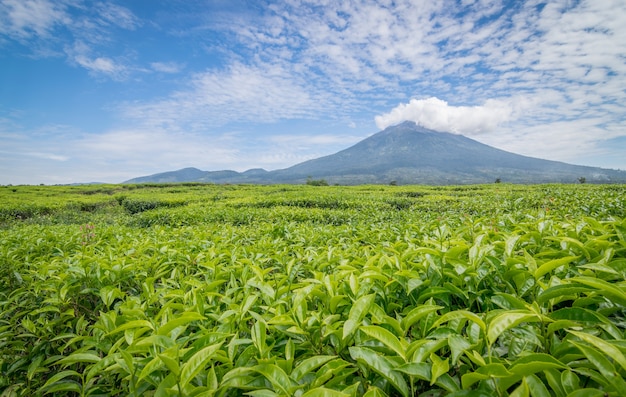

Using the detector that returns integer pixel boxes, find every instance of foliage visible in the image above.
[306,177,330,186]
[1,183,626,396]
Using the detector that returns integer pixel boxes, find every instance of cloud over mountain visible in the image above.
[375,97,515,134]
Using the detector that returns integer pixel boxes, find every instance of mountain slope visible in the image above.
[125,167,208,183]
[124,122,626,184]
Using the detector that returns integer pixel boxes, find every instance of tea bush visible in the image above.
[1,183,625,396]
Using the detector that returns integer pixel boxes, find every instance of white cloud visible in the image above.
[0,149,68,162]
[124,63,332,130]
[95,2,140,30]
[27,151,69,161]
[479,118,624,168]
[151,61,184,74]
[0,0,69,39]
[74,54,124,75]
[77,129,238,168]
[66,40,128,79]
[374,97,515,134]
[1,0,140,79]
[268,133,362,148]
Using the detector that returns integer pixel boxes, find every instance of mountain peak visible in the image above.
[385,120,438,131]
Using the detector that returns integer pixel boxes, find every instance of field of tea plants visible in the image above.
[1,183,626,396]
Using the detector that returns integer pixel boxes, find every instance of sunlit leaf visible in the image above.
[342,294,375,341]
[401,304,443,334]
[301,388,350,397]
[349,346,408,397]
[487,311,541,346]
[570,341,626,392]
[157,311,205,336]
[56,352,101,366]
[252,363,297,395]
[430,310,486,333]
[180,342,224,388]
[567,276,626,307]
[567,330,626,373]
[534,256,579,279]
[291,355,337,381]
[360,325,407,360]
[429,353,449,385]
[461,363,513,389]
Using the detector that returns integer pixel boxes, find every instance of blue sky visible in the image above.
[1,0,625,184]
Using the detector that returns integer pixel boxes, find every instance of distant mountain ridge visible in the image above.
[124,122,626,184]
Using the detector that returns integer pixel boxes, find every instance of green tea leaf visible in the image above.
[56,352,101,366]
[137,355,165,383]
[447,334,471,365]
[40,370,80,390]
[401,304,443,334]
[301,388,350,397]
[157,311,205,336]
[549,307,609,324]
[395,362,430,381]
[567,330,626,373]
[568,276,626,307]
[154,372,178,397]
[509,378,529,397]
[41,381,81,395]
[158,351,180,377]
[27,355,44,381]
[461,363,513,389]
[430,310,486,333]
[360,325,407,360]
[560,370,579,395]
[252,363,297,395]
[180,342,224,388]
[534,256,578,279]
[524,374,550,397]
[252,319,267,357]
[565,389,606,397]
[429,353,449,385]
[246,390,279,397]
[363,386,388,397]
[349,346,408,397]
[107,320,154,335]
[291,355,337,381]
[342,294,375,341]
[487,311,541,346]
[99,285,124,307]
[505,234,521,257]
[537,283,591,305]
[509,353,566,377]
[570,341,626,392]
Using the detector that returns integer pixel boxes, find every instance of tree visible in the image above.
[306,177,329,186]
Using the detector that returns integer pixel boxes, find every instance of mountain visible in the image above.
[124,122,626,185]
[126,167,209,183]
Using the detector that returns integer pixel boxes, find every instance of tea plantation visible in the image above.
[1,183,625,396]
